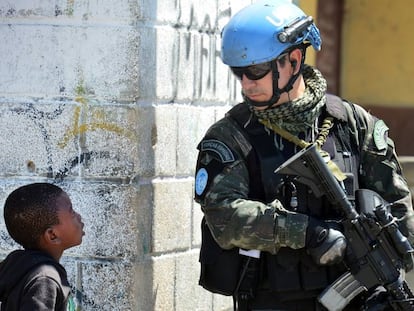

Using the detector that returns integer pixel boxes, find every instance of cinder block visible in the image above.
[197,32,220,100]
[136,255,175,311]
[175,250,214,311]
[0,98,147,181]
[191,0,218,32]
[0,99,77,178]
[152,105,178,176]
[150,0,218,31]
[151,178,192,253]
[135,182,154,256]
[176,105,216,175]
[192,201,204,247]
[213,294,233,311]
[73,260,137,311]
[0,24,140,101]
[133,26,193,102]
[0,0,139,21]
[64,183,140,258]
[143,27,229,103]
[175,31,197,101]
[64,101,140,180]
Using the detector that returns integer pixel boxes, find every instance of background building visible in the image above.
[311,0,414,155]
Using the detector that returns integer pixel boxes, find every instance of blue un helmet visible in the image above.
[221,0,321,67]
[221,0,321,107]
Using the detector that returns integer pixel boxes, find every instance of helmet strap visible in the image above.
[244,45,309,109]
[243,60,282,108]
[243,60,297,109]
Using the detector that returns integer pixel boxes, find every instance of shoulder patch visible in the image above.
[195,168,208,196]
[373,120,389,151]
[200,139,235,163]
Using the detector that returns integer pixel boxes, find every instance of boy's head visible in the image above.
[3,183,84,255]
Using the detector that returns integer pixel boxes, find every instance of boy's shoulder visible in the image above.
[0,250,68,295]
[25,257,67,283]
[0,250,71,310]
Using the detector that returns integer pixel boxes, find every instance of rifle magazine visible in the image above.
[318,271,366,311]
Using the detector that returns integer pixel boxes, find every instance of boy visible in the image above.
[0,183,85,311]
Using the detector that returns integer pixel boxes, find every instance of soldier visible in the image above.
[194,1,414,310]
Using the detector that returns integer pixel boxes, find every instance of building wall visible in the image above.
[340,0,414,155]
[341,0,414,107]
[295,0,317,66]
[0,0,251,310]
[2,1,413,310]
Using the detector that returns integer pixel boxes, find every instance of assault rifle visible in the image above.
[275,143,414,311]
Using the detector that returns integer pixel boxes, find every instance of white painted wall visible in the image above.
[0,0,250,309]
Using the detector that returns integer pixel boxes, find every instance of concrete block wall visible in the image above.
[0,0,251,310]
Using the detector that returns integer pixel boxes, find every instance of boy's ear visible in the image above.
[44,227,60,244]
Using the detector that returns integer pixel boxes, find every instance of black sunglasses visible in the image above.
[230,53,288,80]
[230,62,272,80]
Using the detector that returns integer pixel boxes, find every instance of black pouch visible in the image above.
[266,248,302,292]
[199,217,242,296]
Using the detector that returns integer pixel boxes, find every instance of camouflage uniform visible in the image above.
[195,94,414,309]
[196,98,414,250]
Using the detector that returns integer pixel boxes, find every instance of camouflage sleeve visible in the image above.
[195,117,308,254]
[351,103,414,243]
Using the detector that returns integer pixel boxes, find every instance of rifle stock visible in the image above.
[275,144,414,311]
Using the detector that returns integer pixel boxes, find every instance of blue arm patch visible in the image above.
[195,168,208,196]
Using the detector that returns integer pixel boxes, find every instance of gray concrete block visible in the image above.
[0,99,146,181]
[151,178,192,253]
[152,105,178,176]
[64,183,141,258]
[175,250,213,311]
[0,99,77,177]
[136,255,175,311]
[0,24,140,101]
[0,0,140,21]
[192,201,204,247]
[69,259,137,311]
[176,105,217,175]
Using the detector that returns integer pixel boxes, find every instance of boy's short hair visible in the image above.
[4,183,64,249]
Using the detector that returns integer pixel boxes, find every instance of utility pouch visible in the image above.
[199,217,242,296]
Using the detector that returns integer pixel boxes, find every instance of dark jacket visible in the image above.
[0,250,72,311]
[195,95,414,309]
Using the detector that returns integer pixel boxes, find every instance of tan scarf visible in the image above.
[253,65,327,135]
[254,65,346,181]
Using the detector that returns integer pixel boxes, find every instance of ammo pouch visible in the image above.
[199,217,242,296]
[265,247,347,298]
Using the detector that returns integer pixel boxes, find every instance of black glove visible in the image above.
[306,217,347,265]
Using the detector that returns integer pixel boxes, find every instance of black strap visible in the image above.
[232,257,260,311]
[347,101,364,156]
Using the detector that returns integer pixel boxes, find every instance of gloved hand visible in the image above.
[306,217,347,265]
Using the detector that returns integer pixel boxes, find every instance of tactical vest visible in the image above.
[198,95,362,304]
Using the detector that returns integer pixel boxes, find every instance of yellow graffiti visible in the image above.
[65,0,75,16]
[58,96,136,148]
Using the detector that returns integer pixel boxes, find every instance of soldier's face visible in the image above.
[239,49,302,110]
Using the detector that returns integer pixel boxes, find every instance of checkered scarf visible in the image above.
[253,65,327,134]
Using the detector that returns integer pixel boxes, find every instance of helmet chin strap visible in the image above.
[244,55,304,110]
